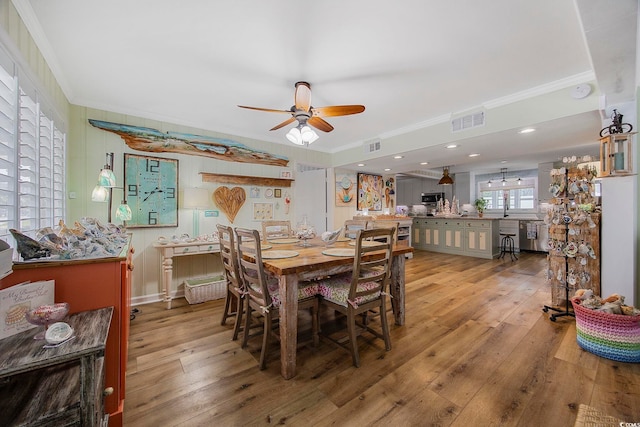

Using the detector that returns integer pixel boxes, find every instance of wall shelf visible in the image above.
[200,172,294,187]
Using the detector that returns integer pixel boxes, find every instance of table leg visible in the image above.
[390,254,405,325]
[161,256,173,309]
[278,273,298,379]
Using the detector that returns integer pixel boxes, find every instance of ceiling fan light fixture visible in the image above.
[438,166,454,185]
[286,127,303,145]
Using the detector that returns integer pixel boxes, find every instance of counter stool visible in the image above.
[499,233,518,261]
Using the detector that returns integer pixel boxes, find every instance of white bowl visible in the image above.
[45,321,74,344]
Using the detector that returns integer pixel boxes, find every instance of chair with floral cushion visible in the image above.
[261,220,292,242]
[315,227,395,367]
[235,227,319,370]
[217,224,244,341]
[343,219,369,239]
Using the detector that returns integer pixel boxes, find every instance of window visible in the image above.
[0,48,66,249]
[478,177,537,211]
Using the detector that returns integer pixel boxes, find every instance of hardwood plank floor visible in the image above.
[124,250,640,426]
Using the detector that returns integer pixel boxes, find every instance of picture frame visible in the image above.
[357,172,383,211]
[280,170,292,179]
[274,188,282,198]
[253,202,274,221]
[335,173,356,206]
[124,153,179,227]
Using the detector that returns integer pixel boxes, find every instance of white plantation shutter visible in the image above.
[0,61,17,242]
[0,46,66,248]
[18,88,38,234]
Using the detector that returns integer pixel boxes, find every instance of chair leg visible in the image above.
[231,295,243,341]
[220,288,233,326]
[379,300,392,351]
[347,310,360,368]
[311,303,319,347]
[241,299,252,349]
[259,313,271,370]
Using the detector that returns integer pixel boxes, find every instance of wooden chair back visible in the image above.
[343,219,369,239]
[368,221,399,243]
[261,220,292,241]
[217,224,241,292]
[235,227,272,309]
[350,227,395,304]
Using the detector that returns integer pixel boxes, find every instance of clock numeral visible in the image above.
[165,187,176,199]
[128,184,138,197]
[146,159,160,173]
[148,211,158,225]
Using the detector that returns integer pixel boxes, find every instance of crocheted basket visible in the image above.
[571,298,640,363]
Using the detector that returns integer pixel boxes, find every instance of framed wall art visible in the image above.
[357,172,383,211]
[124,153,179,227]
[253,202,273,221]
[335,173,356,207]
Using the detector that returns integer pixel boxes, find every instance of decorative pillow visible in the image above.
[249,278,318,308]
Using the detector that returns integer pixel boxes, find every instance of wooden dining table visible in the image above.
[259,237,413,379]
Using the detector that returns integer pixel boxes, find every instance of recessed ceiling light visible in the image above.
[500,160,508,164]
[420,162,429,165]
[446,144,458,149]
[468,153,480,157]
[519,128,536,134]
[357,163,365,167]
[384,168,391,171]
[393,155,404,159]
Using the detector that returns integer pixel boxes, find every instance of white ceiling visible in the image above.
[13,0,638,177]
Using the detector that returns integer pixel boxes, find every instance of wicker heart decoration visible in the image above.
[213,186,246,223]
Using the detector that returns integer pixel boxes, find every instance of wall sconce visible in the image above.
[600,132,635,176]
[91,152,130,223]
[183,188,210,237]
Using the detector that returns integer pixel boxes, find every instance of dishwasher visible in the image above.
[519,220,548,252]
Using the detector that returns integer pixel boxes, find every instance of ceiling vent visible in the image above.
[451,111,485,133]
[364,139,381,153]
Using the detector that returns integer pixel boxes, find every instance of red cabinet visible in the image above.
[0,242,133,426]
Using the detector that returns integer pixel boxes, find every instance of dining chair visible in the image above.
[343,219,369,239]
[369,221,399,244]
[217,224,244,340]
[261,220,292,242]
[314,227,395,367]
[234,227,319,370]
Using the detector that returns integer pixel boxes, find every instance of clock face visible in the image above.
[124,153,179,227]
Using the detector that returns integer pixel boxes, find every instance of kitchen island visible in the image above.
[412,217,500,259]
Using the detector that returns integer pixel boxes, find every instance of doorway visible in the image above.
[293,165,327,233]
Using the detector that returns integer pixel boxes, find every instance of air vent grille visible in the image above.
[452,111,485,132]
[364,139,381,153]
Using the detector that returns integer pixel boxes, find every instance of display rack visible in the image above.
[543,165,600,321]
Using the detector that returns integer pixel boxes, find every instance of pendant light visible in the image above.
[438,166,454,185]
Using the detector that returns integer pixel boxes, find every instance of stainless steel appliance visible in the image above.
[519,220,548,252]
[421,192,444,215]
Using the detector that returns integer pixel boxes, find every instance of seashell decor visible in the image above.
[10,217,129,261]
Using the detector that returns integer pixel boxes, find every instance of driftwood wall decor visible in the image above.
[213,186,246,223]
[89,119,289,167]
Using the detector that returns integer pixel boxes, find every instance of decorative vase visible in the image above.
[478,212,484,218]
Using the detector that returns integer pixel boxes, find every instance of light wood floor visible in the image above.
[124,250,640,426]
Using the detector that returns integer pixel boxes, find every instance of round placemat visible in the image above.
[261,250,299,259]
[322,248,356,257]
[348,240,384,247]
[269,238,299,244]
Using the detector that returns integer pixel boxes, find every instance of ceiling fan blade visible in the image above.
[269,117,296,131]
[308,116,334,132]
[238,105,292,114]
[312,105,365,117]
[294,81,311,112]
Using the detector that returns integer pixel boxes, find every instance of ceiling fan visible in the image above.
[238,81,365,144]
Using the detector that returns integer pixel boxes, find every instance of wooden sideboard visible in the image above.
[0,307,113,425]
[0,240,133,426]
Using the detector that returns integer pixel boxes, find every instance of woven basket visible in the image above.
[184,276,226,304]
[571,298,640,363]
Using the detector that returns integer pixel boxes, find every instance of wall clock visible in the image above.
[124,153,179,227]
